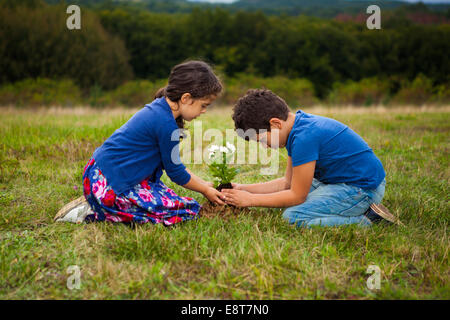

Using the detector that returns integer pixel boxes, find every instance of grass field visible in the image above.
[0,105,449,299]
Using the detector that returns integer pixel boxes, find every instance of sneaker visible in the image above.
[365,203,402,225]
[54,196,93,224]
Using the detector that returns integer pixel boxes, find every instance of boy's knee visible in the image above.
[305,218,326,228]
[282,207,295,222]
[282,207,308,227]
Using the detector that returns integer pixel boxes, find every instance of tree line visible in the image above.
[0,0,449,99]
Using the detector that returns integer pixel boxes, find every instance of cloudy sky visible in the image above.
[188,0,450,3]
[187,0,238,3]
[402,0,450,2]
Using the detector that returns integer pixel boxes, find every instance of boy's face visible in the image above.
[253,118,290,149]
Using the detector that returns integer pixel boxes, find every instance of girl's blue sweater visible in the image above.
[92,97,191,195]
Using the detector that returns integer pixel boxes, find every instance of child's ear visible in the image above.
[180,93,193,105]
[269,118,282,130]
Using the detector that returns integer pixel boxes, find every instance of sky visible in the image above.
[188,0,450,3]
[402,0,450,2]
[187,0,238,3]
[402,0,450,3]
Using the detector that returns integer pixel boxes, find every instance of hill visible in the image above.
[39,0,450,17]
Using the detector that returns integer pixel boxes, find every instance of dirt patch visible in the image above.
[216,183,232,191]
[199,201,250,220]
[198,183,251,220]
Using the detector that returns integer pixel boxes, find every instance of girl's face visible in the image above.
[179,94,217,121]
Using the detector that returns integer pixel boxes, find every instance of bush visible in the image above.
[1,75,447,108]
[220,74,317,107]
[391,74,434,105]
[327,78,391,106]
[431,83,450,105]
[0,78,82,107]
[93,80,168,107]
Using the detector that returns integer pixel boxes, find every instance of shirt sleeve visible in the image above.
[290,134,320,167]
[156,120,191,186]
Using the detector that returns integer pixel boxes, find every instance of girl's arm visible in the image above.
[233,157,293,194]
[185,168,213,187]
[183,171,226,205]
[156,124,221,203]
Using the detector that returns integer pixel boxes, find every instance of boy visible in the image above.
[222,89,398,227]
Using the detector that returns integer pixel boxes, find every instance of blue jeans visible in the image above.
[282,178,386,228]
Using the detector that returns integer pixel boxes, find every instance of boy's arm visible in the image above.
[234,157,293,194]
[223,161,314,208]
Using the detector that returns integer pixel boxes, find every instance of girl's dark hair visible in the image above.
[155,60,222,129]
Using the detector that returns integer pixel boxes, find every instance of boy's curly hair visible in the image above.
[232,89,290,136]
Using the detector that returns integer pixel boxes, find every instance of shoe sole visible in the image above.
[54,196,87,221]
[370,203,403,226]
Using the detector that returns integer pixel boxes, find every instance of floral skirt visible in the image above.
[82,158,201,226]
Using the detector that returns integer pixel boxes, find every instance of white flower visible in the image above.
[219,146,229,153]
[208,143,236,162]
[208,145,220,152]
[226,142,236,154]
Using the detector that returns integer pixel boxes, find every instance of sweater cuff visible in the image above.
[169,168,191,186]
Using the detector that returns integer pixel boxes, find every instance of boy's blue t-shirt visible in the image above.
[92,97,191,195]
[286,110,385,190]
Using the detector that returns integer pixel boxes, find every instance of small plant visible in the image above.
[207,142,239,191]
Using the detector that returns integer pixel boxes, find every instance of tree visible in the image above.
[0,2,133,88]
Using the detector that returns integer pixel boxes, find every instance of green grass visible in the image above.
[0,106,449,299]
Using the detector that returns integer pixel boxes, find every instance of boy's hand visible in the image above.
[222,189,253,207]
[204,187,226,206]
[231,183,243,190]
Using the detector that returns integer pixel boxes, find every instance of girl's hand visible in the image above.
[204,187,226,206]
[222,189,254,207]
[204,181,214,188]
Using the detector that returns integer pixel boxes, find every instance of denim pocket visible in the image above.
[341,195,370,217]
[338,185,371,217]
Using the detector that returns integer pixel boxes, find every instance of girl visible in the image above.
[57,60,226,226]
